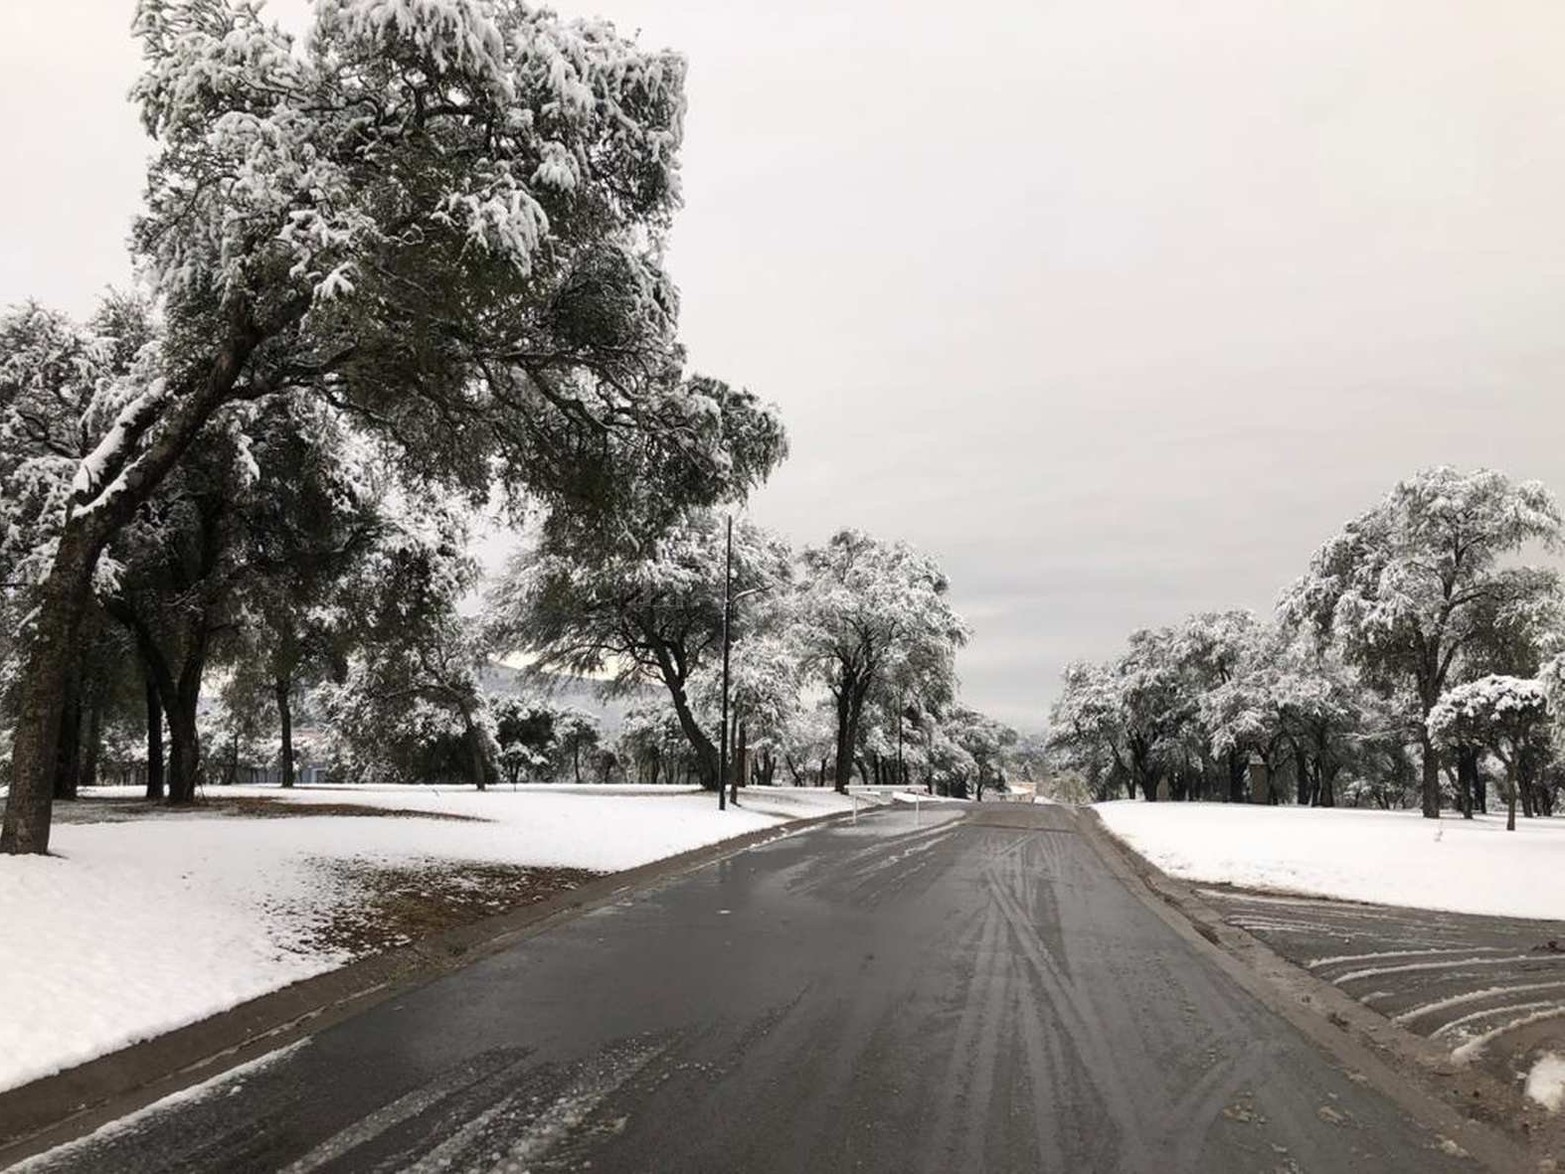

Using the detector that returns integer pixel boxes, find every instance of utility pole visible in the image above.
[718,514,733,810]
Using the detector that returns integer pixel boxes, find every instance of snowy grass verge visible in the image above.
[0,784,871,1095]
[1095,801,1565,921]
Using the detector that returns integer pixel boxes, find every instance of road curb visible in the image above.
[1074,807,1554,1174]
[0,800,874,1168]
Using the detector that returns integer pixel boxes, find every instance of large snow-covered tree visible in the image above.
[791,530,969,794]
[1280,467,1562,820]
[1047,627,1189,801]
[486,511,792,789]
[1174,610,1271,801]
[1429,675,1551,831]
[3,0,785,853]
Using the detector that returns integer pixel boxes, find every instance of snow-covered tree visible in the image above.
[943,706,1018,800]
[1429,675,1551,831]
[1280,467,1562,820]
[1047,627,1188,801]
[792,530,969,794]
[0,298,152,800]
[1174,610,1271,801]
[4,0,785,853]
[690,633,799,787]
[487,511,792,789]
[616,698,694,786]
[1046,661,1131,801]
[315,512,497,789]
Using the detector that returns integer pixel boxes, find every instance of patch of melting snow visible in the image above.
[1305,946,1507,970]
[1451,1008,1565,1064]
[1333,954,1565,984]
[1392,980,1565,1026]
[1524,1052,1565,1112]
[1433,999,1565,1040]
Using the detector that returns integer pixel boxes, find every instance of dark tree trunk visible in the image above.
[1,529,98,852]
[732,721,748,803]
[463,714,492,792]
[1456,745,1478,819]
[1227,750,1247,804]
[165,636,209,805]
[166,694,202,805]
[80,696,102,792]
[653,651,717,790]
[145,677,165,801]
[1419,729,1441,818]
[276,674,296,789]
[833,686,855,795]
[53,664,83,801]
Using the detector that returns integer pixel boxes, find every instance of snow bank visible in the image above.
[1095,801,1565,920]
[0,785,865,1094]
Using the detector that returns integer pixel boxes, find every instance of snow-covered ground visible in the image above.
[1096,801,1565,921]
[0,784,867,1095]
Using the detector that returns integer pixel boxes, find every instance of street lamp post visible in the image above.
[718,515,733,810]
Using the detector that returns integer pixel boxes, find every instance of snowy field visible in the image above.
[1096,801,1565,921]
[0,784,867,1094]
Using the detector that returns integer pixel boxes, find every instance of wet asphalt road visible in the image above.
[19,804,1479,1174]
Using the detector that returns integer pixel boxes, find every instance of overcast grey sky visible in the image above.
[5,1,1565,729]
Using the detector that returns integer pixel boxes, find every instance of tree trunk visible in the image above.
[2,529,99,852]
[463,715,492,792]
[1505,766,1518,832]
[165,693,202,805]
[164,636,209,805]
[663,679,718,790]
[833,685,855,795]
[732,721,748,804]
[276,674,296,789]
[1419,729,1441,819]
[1319,763,1338,808]
[1227,750,1247,804]
[145,677,165,801]
[1456,745,1478,819]
[53,668,83,802]
[80,696,102,792]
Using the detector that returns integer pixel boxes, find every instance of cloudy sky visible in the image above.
[5,1,1565,729]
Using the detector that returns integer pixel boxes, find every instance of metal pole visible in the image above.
[718,515,733,811]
